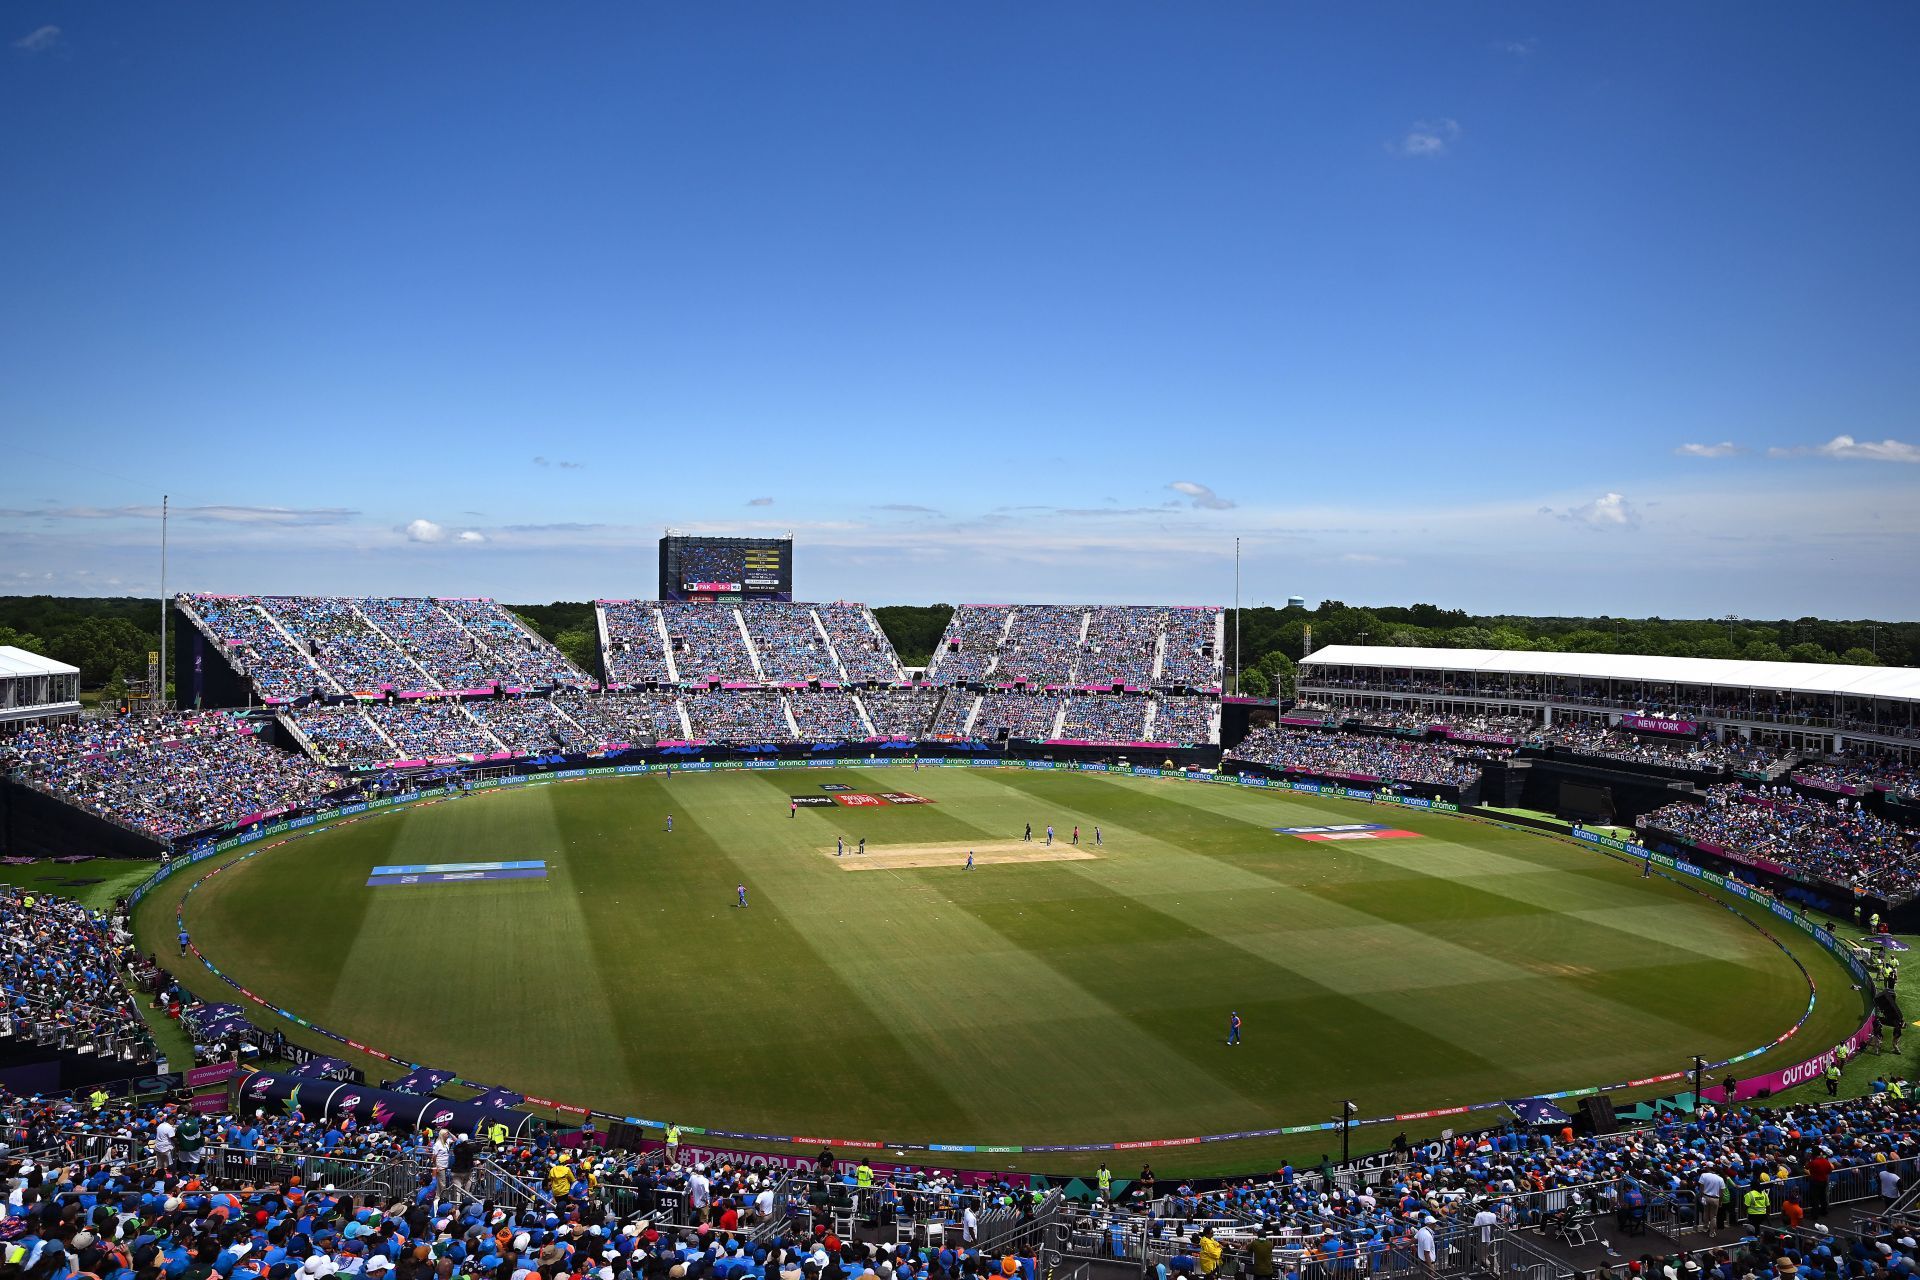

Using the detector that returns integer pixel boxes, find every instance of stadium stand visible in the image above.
[1,885,156,1067]
[550,688,688,745]
[685,688,791,742]
[363,700,502,761]
[1058,694,1149,742]
[786,687,871,739]
[816,603,903,683]
[1643,784,1920,898]
[662,603,759,683]
[860,686,942,739]
[972,692,1066,740]
[0,713,343,840]
[182,595,588,699]
[1227,726,1499,790]
[286,702,396,767]
[599,601,676,685]
[926,605,1223,693]
[739,603,843,683]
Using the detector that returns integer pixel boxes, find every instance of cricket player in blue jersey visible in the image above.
[1227,1011,1242,1046]
[736,883,749,908]
[966,851,974,870]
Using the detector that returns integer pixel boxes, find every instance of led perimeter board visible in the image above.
[659,534,794,602]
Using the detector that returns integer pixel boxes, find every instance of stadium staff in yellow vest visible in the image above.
[486,1120,509,1147]
[1744,1179,1771,1226]
[666,1123,681,1163]
[1097,1164,1112,1200]
[89,1087,109,1112]
[856,1158,875,1217]
[1197,1228,1223,1277]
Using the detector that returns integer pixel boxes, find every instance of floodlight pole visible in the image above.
[1233,537,1241,696]
[1692,1055,1706,1112]
[1340,1099,1356,1162]
[159,494,168,711]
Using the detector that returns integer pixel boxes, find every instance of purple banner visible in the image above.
[1044,739,1177,749]
[1621,714,1699,736]
[186,1061,240,1088]
[1793,773,1863,797]
[1700,1019,1875,1104]
[1278,715,1333,727]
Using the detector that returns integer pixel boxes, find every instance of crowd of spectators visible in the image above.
[290,704,399,767]
[1076,608,1163,687]
[1150,695,1215,744]
[549,690,688,746]
[463,699,579,757]
[787,689,870,740]
[971,694,1065,740]
[187,596,589,701]
[1643,784,1920,898]
[259,597,424,693]
[662,605,760,683]
[742,606,841,683]
[1797,753,1920,803]
[358,598,498,690]
[927,607,1016,683]
[600,603,674,685]
[1537,723,1785,773]
[1227,727,1499,789]
[860,688,941,738]
[1158,609,1223,689]
[436,599,587,688]
[993,607,1087,685]
[1139,1088,1920,1270]
[1,884,155,1063]
[0,712,344,839]
[1058,696,1149,742]
[187,597,334,701]
[817,604,902,682]
[686,690,791,742]
[363,702,501,761]
[929,693,980,739]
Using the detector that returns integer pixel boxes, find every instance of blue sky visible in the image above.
[3,4,1916,616]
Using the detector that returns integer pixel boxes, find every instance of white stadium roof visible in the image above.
[0,646,79,679]
[1299,644,1920,704]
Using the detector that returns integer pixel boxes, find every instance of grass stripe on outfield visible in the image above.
[156,766,1860,1169]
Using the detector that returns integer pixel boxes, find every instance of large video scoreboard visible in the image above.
[658,534,794,602]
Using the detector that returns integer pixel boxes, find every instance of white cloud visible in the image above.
[404,519,446,543]
[457,530,487,543]
[1493,37,1538,57]
[1391,118,1460,158]
[1168,480,1236,511]
[532,456,585,469]
[1674,441,1744,458]
[12,25,59,53]
[1557,492,1640,530]
[746,496,774,506]
[1767,435,1920,464]
[1339,552,1403,565]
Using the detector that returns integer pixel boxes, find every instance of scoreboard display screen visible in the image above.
[659,534,793,602]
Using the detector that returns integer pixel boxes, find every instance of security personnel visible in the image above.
[486,1120,509,1147]
[855,1158,874,1218]
[89,1087,109,1112]
[666,1123,681,1163]
[1096,1164,1112,1201]
[1893,1078,1910,1101]
[1743,1180,1771,1226]
[1826,1062,1843,1096]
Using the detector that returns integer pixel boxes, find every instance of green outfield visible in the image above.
[137,766,1869,1173]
